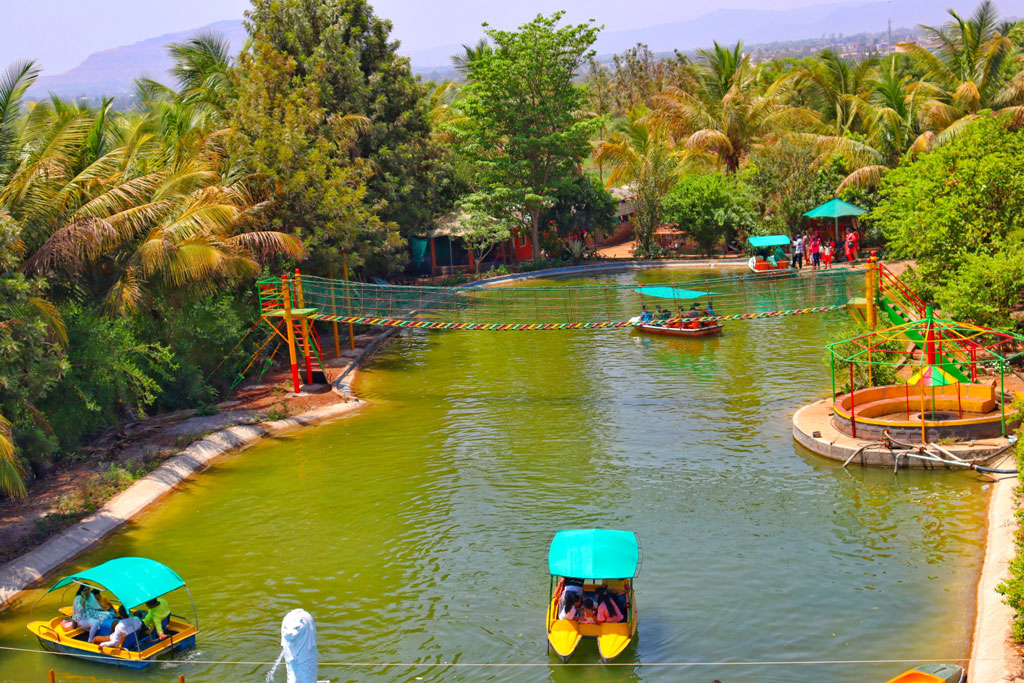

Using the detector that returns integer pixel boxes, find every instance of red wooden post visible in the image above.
[905,382,910,419]
[48,671,56,683]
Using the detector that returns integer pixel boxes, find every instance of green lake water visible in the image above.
[0,268,987,682]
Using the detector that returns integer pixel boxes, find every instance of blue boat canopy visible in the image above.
[634,286,719,300]
[748,235,791,248]
[46,557,187,609]
[548,529,641,579]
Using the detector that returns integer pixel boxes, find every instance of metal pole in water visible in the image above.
[343,250,355,351]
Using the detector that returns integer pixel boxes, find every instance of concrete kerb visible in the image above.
[0,398,365,613]
[462,258,750,288]
[793,399,1011,468]
[969,475,1019,683]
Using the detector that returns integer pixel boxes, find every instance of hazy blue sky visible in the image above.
[3,0,1023,73]
[0,0,884,73]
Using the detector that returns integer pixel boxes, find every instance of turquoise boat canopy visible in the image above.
[802,198,866,219]
[635,286,719,300]
[45,557,186,609]
[748,235,790,248]
[548,529,641,579]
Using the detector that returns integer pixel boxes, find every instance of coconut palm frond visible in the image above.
[837,165,888,193]
[0,413,26,499]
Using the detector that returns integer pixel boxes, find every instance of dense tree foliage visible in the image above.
[244,0,452,235]
[456,12,601,260]
[871,114,1024,322]
[662,173,756,255]
[4,0,1024,498]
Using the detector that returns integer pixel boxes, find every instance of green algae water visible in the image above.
[0,268,987,682]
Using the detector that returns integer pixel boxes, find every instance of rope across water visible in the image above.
[308,304,848,330]
[0,644,999,668]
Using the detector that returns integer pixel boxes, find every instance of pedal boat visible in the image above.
[546,529,640,663]
[26,557,199,669]
[631,286,723,338]
[884,663,965,683]
[747,234,794,275]
[636,320,723,337]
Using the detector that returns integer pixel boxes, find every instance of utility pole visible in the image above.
[887,1,893,54]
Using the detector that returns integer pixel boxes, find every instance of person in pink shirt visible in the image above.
[596,593,625,623]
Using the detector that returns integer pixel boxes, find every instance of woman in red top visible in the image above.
[844,229,858,263]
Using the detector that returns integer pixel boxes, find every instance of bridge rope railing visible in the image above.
[258,268,857,329]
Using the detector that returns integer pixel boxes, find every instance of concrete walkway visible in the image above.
[970,474,1021,683]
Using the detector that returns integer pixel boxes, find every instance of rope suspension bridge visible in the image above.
[235,266,862,393]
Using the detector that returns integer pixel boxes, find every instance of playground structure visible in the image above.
[237,266,859,393]
[827,306,1024,442]
[793,258,1023,468]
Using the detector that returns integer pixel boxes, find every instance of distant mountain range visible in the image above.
[26,0,1024,100]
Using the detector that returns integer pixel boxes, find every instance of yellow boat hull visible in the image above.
[545,580,637,662]
[27,608,198,669]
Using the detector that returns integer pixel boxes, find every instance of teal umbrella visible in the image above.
[803,198,866,242]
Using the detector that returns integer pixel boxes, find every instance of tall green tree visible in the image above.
[593,107,685,257]
[229,40,394,275]
[457,12,601,260]
[244,0,450,236]
[870,115,1024,313]
[662,173,756,255]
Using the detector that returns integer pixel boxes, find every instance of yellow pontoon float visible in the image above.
[26,557,199,669]
[546,528,640,663]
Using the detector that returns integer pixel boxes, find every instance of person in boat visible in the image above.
[577,597,599,624]
[705,301,715,317]
[558,590,581,620]
[658,308,671,321]
[89,588,115,621]
[639,306,653,323]
[595,589,625,623]
[92,606,142,649]
[141,597,171,640]
[773,245,787,264]
[72,584,104,642]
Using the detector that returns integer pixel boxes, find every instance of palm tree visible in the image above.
[0,413,24,498]
[168,30,235,111]
[593,107,687,255]
[425,81,467,137]
[0,96,302,314]
[836,58,934,191]
[451,39,492,77]
[0,60,40,179]
[792,49,877,133]
[651,41,822,173]
[898,0,1024,138]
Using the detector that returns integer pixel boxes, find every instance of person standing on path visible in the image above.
[810,235,821,270]
[844,228,858,263]
[792,234,804,269]
[822,239,834,269]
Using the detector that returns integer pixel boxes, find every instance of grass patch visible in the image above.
[267,403,290,421]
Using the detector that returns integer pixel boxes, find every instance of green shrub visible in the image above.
[38,305,174,454]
